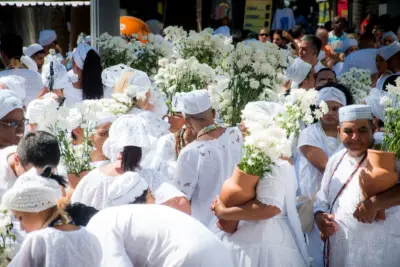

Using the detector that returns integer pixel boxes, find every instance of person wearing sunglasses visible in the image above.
[258,28,270,43]
[0,90,25,151]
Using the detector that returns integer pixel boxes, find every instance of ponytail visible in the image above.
[81,49,104,100]
[40,166,67,188]
[122,146,142,172]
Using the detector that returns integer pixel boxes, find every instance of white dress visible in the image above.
[9,227,101,267]
[63,84,82,106]
[214,159,309,267]
[86,204,234,267]
[156,133,177,181]
[0,146,18,201]
[174,127,243,227]
[314,149,400,267]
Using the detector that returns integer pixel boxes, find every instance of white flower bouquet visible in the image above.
[154,56,215,111]
[214,41,287,125]
[338,67,371,103]
[97,33,133,68]
[0,209,15,266]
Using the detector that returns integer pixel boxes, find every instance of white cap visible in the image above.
[317,87,347,106]
[180,90,212,115]
[26,98,59,124]
[72,43,95,70]
[342,38,358,54]
[41,59,70,90]
[285,58,312,85]
[365,88,387,122]
[101,64,134,88]
[382,31,399,43]
[23,43,44,57]
[20,56,38,72]
[124,69,151,101]
[107,172,148,207]
[0,75,26,103]
[2,168,62,213]
[38,30,57,46]
[0,90,23,120]
[339,104,372,122]
[378,42,400,61]
[341,49,377,75]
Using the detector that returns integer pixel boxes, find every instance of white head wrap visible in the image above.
[38,30,57,46]
[180,89,212,115]
[365,88,387,122]
[101,64,134,88]
[339,104,372,122]
[95,112,117,127]
[378,42,400,61]
[243,101,285,119]
[382,31,399,43]
[72,43,95,70]
[2,168,62,213]
[342,38,358,54]
[23,44,44,57]
[26,98,59,124]
[0,76,26,103]
[214,26,231,37]
[107,172,148,207]
[125,70,152,100]
[20,56,38,72]
[340,48,377,75]
[317,87,347,106]
[41,59,70,90]
[0,90,23,119]
[285,58,312,85]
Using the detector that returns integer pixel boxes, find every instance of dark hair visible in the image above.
[39,166,67,188]
[82,50,104,100]
[290,25,304,39]
[129,189,148,204]
[65,203,99,226]
[324,21,333,32]
[0,34,23,60]
[382,74,400,92]
[32,50,46,57]
[301,35,322,54]
[271,29,285,39]
[121,146,142,172]
[316,82,355,105]
[316,68,337,79]
[17,131,60,169]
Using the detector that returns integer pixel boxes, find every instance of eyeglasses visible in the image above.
[0,118,28,128]
[259,33,268,37]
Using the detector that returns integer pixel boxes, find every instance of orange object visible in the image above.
[120,16,152,43]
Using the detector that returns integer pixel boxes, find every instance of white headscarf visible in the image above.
[342,38,358,53]
[378,42,400,61]
[340,48,377,75]
[382,31,399,43]
[107,172,149,206]
[38,30,57,46]
[365,88,387,122]
[285,58,312,85]
[41,59,70,90]
[72,43,95,70]
[0,90,23,119]
[317,87,347,106]
[125,70,152,101]
[0,76,26,103]
[101,64,134,88]
[179,89,212,115]
[23,43,44,57]
[26,98,59,124]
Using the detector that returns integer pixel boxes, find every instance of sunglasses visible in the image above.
[0,118,28,129]
[259,33,268,37]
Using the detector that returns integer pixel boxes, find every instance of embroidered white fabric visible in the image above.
[8,227,102,267]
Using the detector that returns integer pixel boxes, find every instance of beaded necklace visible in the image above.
[174,128,186,159]
[197,123,221,139]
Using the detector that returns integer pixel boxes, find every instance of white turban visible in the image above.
[382,31,399,43]
[38,30,57,46]
[0,76,26,103]
[285,58,312,85]
[41,59,70,90]
[26,98,59,124]
[2,168,62,213]
[101,64,134,88]
[107,172,148,207]
[179,89,212,115]
[20,56,38,72]
[317,87,347,106]
[125,70,152,101]
[378,42,400,61]
[23,43,44,57]
[340,48,377,75]
[342,38,358,54]
[365,88,387,122]
[72,43,95,70]
[0,90,23,119]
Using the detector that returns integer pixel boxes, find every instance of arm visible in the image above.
[300,145,329,173]
[283,31,299,55]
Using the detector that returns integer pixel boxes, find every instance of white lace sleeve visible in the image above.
[9,233,45,267]
[256,167,286,210]
[173,149,199,200]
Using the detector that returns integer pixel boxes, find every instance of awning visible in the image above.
[0,1,90,7]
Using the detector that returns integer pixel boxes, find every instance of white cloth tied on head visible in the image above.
[38,30,57,46]
[125,69,152,100]
[23,43,44,57]
[342,38,358,53]
[214,26,231,37]
[96,112,117,127]
[0,75,26,103]
[378,42,400,61]
[2,168,62,213]
[382,31,399,43]
[107,171,148,206]
[243,101,285,119]
[20,56,38,72]
[339,104,372,122]
[317,87,347,106]
[179,89,212,115]
[72,43,95,70]
[365,88,387,122]
[26,98,59,124]
[340,48,377,75]
[41,58,70,90]
[101,64,134,88]
[0,90,23,119]
[285,57,312,85]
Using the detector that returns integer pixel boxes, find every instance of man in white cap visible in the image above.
[314,104,400,267]
[285,57,314,92]
[23,43,46,72]
[173,90,243,227]
[38,29,58,54]
[379,42,400,74]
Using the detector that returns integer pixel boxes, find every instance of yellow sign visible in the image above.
[243,0,273,33]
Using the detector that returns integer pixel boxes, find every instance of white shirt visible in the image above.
[86,204,234,267]
[0,146,17,201]
[0,69,44,105]
[63,84,82,106]
[174,127,243,227]
[9,227,101,267]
